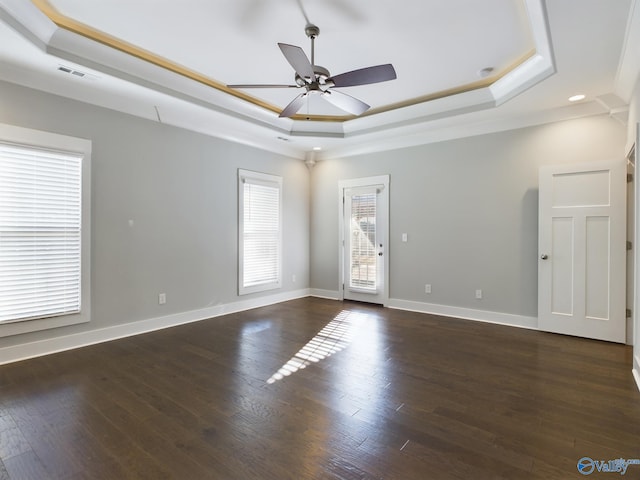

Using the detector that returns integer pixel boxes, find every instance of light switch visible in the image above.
[402,233,408,242]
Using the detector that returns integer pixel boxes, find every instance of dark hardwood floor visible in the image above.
[0,297,639,479]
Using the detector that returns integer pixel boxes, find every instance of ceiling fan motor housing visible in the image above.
[295,65,331,90]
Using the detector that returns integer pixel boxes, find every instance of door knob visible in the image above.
[540,254,548,260]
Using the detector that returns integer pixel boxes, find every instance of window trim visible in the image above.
[0,123,91,338]
[238,169,282,296]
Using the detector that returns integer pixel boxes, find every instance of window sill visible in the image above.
[0,312,90,338]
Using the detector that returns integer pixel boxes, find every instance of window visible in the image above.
[349,190,377,291]
[238,169,282,295]
[0,124,90,337]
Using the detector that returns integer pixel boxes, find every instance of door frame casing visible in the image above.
[626,148,635,346]
[338,175,390,306]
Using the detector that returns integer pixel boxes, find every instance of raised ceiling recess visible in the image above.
[0,0,561,155]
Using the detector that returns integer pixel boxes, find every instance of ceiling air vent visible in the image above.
[58,65,86,78]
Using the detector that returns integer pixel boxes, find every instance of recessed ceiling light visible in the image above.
[313,147,322,151]
[568,94,586,102]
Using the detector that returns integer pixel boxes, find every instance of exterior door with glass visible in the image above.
[340,176,389,305]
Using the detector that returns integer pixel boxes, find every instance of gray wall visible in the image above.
[0,80,310,349]
[311,115,627,317]
[0,76,630,352]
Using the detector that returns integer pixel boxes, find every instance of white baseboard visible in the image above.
[0,288,310,366]
[387,298,538,330]
[308,294,537,330]
[309,289,341,300]
[634,355,640,393]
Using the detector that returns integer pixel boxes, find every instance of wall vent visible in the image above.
[58,65,86,78]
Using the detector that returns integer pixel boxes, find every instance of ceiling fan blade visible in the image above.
[279,93,307,118]
[325,0,365,22]
[278,43,315,81]
[328,64,397,88]
[322,90,370,115]
[295,0,311,25]
[228,84,299,89]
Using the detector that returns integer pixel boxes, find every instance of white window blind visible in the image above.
[239,170,282,295]
[0,143,82,324]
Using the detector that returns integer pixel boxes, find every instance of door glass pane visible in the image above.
[350,193,376,290]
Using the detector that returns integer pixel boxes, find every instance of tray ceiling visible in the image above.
[0,0,636,158]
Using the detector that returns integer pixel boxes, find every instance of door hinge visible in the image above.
[627,173,633,183]
[627,241,633,251]
[626,308,632,318]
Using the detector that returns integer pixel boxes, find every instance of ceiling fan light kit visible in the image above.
[228,24,397,118]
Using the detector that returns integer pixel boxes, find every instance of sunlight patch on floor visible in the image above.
[266,310,366,384]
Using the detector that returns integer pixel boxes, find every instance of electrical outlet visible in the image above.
[402,233,408,242]
[475,289,482,299]
[159,293,166,305]
[425,284,431,294]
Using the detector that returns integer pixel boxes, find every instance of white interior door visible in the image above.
[339,176,389,305]
[538,160,626,343]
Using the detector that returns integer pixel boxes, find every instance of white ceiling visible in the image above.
[0,0,638,160]
[50,0,535,111]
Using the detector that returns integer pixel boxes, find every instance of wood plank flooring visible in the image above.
[0,297,639,479]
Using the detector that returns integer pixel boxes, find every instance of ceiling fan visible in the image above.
[228,24,397,118]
